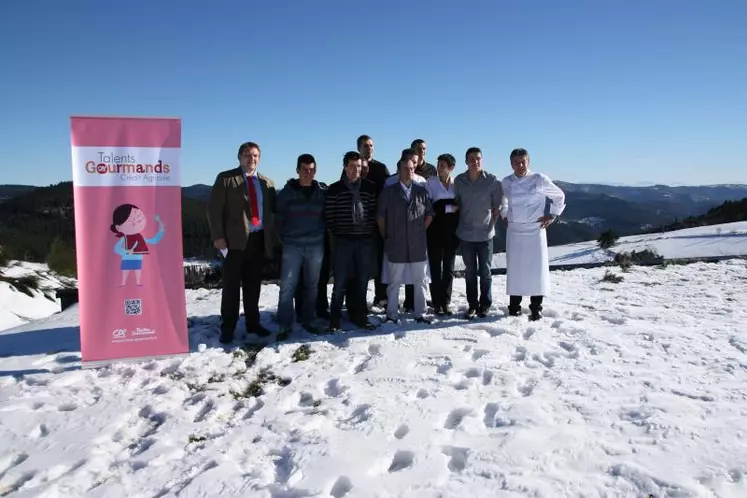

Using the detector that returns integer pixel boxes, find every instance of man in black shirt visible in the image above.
[326,151,379,331]
[339,135,390,311]
[411,139,438,179]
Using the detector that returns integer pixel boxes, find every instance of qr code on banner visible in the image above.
[124,299,142,316]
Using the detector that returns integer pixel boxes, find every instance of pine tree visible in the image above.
[46,237,77,278]
[597,229,619,250]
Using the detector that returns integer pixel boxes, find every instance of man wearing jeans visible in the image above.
[454,147,503,319]
[325,151,378,331]
[274,154,327,340]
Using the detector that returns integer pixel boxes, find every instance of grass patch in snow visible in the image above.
[601,270,624,283]
[291,344,313,362]
[230,367,292,400]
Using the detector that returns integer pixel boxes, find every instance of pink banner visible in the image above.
[70,116,188,366]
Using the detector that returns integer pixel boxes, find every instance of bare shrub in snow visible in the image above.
[601,270,624,283]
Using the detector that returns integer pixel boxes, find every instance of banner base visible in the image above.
[81,352,189,370]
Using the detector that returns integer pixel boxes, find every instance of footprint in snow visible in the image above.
[464,368,481,379]
[30,424,50,439]
[532,352,556,368]
[58,403,78,412]
[482,370,494,385]
[558,341,579,358]
[471,349,490,361]
[336,404,372,430]
[393,424,410,439]
[193,399,216,423]
[601,314,627,325]
[478,325,511,338]
[298,392,319,407]
[387,450,415,473]
[444,408,473,430]
[517,378,537,397]
[368,344,382,356]
[242,398,265,420]
[523,328,536,340]
[330,476,354,497]
[436,360,453,375]
[442,446,469,472]
[325,378,346,398]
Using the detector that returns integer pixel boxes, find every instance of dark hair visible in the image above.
[400,148,417,162]
[437,153,456,168]
[297,153,316,170]
[237,141,261,159]
[510,148,530,160]
[356,135,372,149]
[397,148,418,169]
[411,138,426,148]
[465,147,482,161]
[343,151,361,166]
[110,203,138,238]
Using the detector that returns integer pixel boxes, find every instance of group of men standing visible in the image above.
[207,135,566,344]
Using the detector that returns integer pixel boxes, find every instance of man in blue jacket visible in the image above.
[275,154,327,340]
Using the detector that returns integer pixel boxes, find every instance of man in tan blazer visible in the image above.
[208,141,279,343]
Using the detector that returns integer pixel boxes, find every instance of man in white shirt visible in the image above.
[425,153,459,315]
[500,148,566,320]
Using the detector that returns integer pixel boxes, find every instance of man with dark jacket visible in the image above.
[341,135,390,310]
[377,148,434,323]
[207,141,279,343]
[326,151,379,331]
[275,154,326,340]
[411,139,438,179]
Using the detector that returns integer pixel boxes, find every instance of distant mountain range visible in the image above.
[0,185,35,203]
[1,181,746,262]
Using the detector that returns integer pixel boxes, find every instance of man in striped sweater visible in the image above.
[324,151,379,331]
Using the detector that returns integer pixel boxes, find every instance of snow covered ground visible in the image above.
[455,220,747,271]
[1,254,747,496]
[0,262,73,333]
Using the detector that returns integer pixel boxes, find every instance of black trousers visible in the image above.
[221,231,265,336]
[427,233,459,309]
[295,235,331,317]
[373,233,387,303]
[509,295,543,314]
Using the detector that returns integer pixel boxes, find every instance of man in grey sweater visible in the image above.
[454,147,504,319]
[377,148,434,323]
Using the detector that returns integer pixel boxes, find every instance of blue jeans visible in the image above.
[277,243,324,328]
[331,237,374,321]
[461,239,493,310]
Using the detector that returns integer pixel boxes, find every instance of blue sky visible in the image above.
[1,0,745,187]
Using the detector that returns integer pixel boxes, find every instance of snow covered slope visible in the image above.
[456,220,747,271]
[1,258,746,497]
[0,262,72,332]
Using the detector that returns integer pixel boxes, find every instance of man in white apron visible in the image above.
[380,165,428,312]
[500,148,566,320]
[377,149,434,323]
